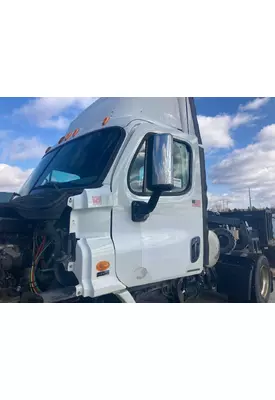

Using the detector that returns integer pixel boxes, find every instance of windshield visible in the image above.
[19,127,125,196]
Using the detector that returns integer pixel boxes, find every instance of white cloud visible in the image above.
[0,164,32,192]
[207,192,250,211]
[198,112,256,150]
[10,137,47,161]
[198,114,234,149]
[0,130,11,139]
[39,116,70,130]
[14,97,98,130]
[210,123,275,208]
[231,112,259,128]
[1,136,48,161]
[239,97,270,111]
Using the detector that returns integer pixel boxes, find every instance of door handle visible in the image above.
[191,237,200,263]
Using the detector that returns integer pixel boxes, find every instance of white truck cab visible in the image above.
[0,98,271,303]
[16,98,209,302]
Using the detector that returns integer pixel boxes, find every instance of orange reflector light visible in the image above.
[65,132,73,140]
[45,147,52,154]
[72,128,80,137]
[58,136,65,144]
[102,116,110,126]
[96,261,110,272]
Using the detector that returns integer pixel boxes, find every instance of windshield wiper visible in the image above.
[32,182,62,192]
[11,192,21,198]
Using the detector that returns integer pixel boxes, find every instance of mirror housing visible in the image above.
[132,133,174,222]
[146,133,174,192]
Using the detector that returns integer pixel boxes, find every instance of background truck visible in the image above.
[0,97,273,303]
[208,209,274,302]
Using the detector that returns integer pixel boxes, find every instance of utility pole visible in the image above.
[248,187,252,210]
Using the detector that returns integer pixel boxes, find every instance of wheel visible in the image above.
[251,255,272,303]
[214,227,236,254]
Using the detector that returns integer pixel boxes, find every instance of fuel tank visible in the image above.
[206,230,220,268]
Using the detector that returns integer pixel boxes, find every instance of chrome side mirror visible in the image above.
[146,133,174,192]
[132,133,174,222]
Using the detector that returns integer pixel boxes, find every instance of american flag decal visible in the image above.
[192,199,201,208]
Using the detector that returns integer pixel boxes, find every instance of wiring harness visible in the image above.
[29,236,52,294]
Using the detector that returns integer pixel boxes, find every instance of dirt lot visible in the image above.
[269,290,275,303]
[188,271,275,303]
[189,287,275,303]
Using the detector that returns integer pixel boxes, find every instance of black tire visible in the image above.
[214,227,236,255]
[251,255,272,303]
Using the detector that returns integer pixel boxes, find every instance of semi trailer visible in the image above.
[0,97,273,303]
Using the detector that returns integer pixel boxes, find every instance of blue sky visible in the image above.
[0,97,274,209]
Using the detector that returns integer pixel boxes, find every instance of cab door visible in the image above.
[111,125,204,288]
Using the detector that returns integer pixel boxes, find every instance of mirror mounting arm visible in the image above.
[131,190,161,222]
[131,133,174,223]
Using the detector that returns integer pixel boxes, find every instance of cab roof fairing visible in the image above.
[50,97,200,151]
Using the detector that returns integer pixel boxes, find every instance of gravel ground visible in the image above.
[187,293,275,303]
[269,270,275,302]
[187,276,275,303]
[269,289,275,303]
[189,286,275,303]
